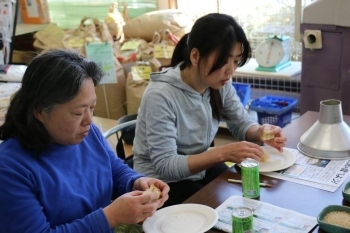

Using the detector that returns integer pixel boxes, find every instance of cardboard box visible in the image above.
[94,61,127,120]
[20,0,50,24]
[93,57,127,120]
[94,83,126,120]
[12,50,36,64]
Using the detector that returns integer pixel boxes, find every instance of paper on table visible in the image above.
[264,173,338,192]
[262,148,350,192]
[214,195,317,233]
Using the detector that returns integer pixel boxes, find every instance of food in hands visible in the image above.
[261,153,270,163]
[139,184,162,223]
[143,184,161,202]
[261,129,275,141]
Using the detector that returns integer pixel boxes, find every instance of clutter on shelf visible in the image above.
[0,82,22,125]
[0,64,27,82]
[19,0,51,24]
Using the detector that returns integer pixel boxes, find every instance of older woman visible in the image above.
[0,50,169,232]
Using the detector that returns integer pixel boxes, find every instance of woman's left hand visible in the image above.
[260,124,287,152]
[133,177,170,209]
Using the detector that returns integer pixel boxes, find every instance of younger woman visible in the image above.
[133,13,286,206]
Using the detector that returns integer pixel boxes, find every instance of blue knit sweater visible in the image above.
[0,124,143,233]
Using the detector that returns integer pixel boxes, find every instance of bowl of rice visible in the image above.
[317,205,350,233]
[342,181,350,203]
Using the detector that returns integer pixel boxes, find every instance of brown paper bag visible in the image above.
[141,29,177,67]
[105,2,126,43]
[33,24,65,51]
[126,72,149,115]
[115,38,148,63]
[62,17,113,57]
[123,9,194,41]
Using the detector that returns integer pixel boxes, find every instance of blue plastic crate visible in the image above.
[256,110,293,128]
[250,95,298,128]
[250,95,297,115]
[232,82,250,107]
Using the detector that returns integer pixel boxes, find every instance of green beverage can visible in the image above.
[241,159,260,198]
[232,206,254,233]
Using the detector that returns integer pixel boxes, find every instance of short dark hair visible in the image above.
[0,49,103,152]
[171,13,252,121]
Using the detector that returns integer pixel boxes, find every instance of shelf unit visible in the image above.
[234,58,301,79]
[15,23,50,36]
[232,58,302,111]
[14,3,51,36]
[10,3,51,64]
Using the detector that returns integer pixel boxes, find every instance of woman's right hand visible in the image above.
[103,190,161,227]
[219,141,264,163]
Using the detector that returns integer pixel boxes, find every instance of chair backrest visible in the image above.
[103,119,137,168]
[117,113,138,145]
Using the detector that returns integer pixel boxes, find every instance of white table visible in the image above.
[235,58,301,79]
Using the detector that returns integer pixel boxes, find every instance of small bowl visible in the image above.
[342,181,350,203]
[317,205,350,233]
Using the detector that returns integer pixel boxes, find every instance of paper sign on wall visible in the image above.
[85,42,117,84]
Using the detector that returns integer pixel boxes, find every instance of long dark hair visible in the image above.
[171,13,251,121]
[0,49,103,152]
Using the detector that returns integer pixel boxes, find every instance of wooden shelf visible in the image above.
[15,23,51,36]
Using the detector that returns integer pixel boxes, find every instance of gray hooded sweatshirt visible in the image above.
[133,65,258,183]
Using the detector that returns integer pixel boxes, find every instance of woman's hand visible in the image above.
[219,141,264,163]
[132,177,169,209]
[103,177,169,227]
[259,124,287,152]
[103,190,160,227]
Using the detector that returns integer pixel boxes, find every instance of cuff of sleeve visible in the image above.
[127,174,145,191]
[87,208,112,232]
[180,156,192,177]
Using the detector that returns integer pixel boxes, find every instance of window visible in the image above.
[47,0,158,29]
[176,0,315,61]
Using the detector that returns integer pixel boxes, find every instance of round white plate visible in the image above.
[143,204,218,233]
[259,146,296,172]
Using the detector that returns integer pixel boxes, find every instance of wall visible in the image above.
[157,0,170,9]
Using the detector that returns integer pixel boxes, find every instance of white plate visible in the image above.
[143,204,218,233]
[259,146,296,172]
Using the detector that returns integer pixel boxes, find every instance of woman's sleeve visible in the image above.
[222,80,259,140]
[0,167,112,233]
[140,88,191,181]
